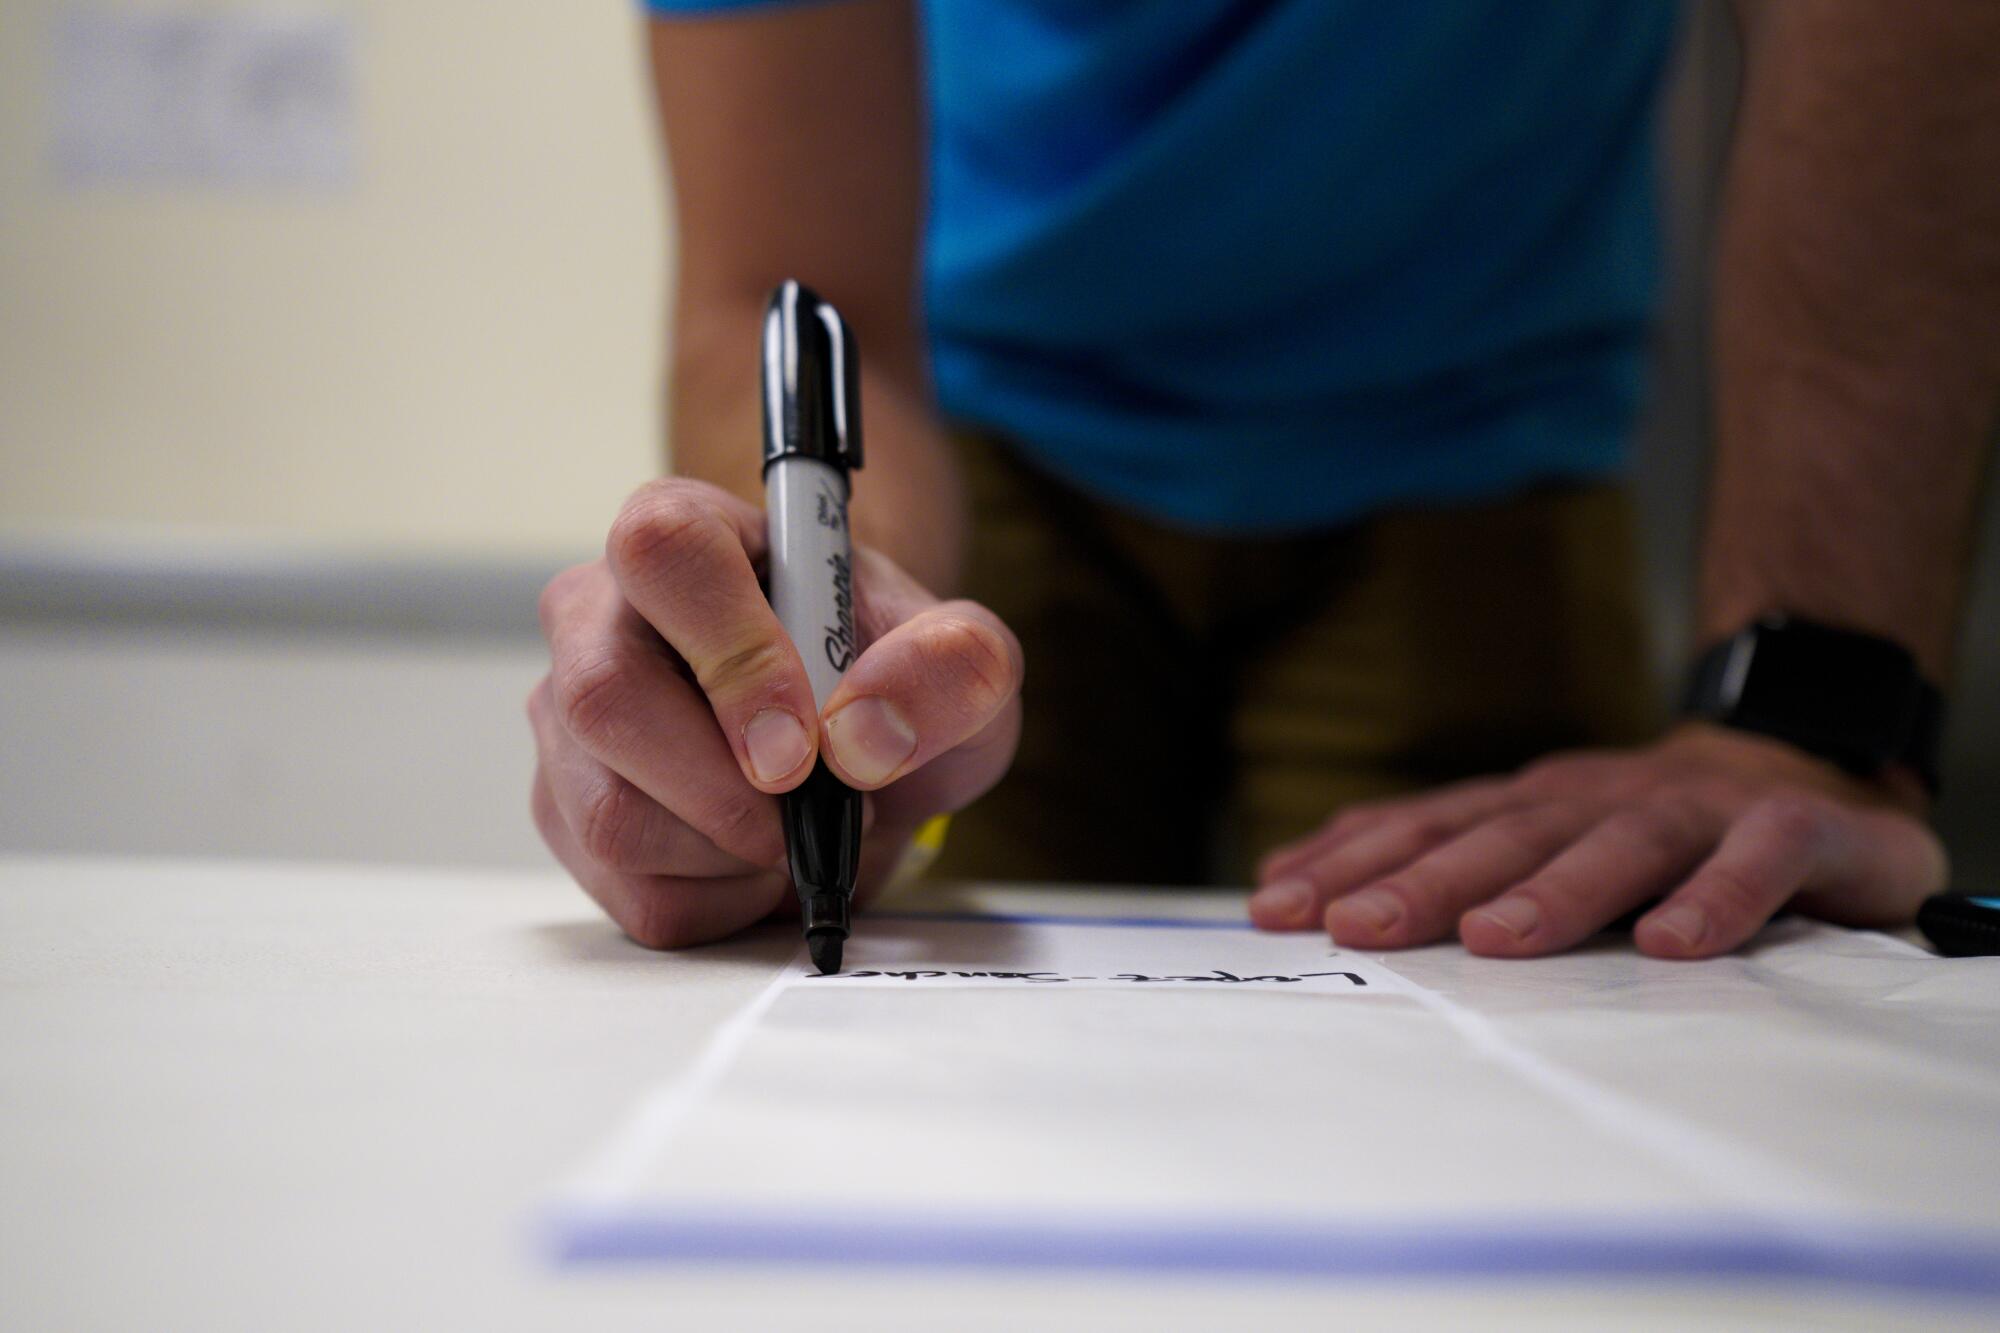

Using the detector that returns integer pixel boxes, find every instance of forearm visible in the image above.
[1702,0,2000,683]
[645,2,961,593]
[669,294,967,595]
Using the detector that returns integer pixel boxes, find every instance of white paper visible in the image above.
[549,912,2000,1297]
[560,914,1752,1223]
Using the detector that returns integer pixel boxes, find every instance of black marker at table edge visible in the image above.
[761,281,865,975]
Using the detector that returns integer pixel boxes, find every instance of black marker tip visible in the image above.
[808,930,845,975]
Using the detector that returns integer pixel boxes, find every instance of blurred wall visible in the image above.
[0,0,665,556]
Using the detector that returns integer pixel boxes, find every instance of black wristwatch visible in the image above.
[1680,614,1944,797]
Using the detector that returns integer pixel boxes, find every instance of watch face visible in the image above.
[1731,619,1922,763]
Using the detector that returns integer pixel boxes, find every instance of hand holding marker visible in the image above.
[527,282,1023,956]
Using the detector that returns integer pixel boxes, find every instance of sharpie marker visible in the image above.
[762,281,865,975]
[1917,894,2000,957]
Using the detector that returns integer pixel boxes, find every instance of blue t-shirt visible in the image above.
[646,1,1679,533]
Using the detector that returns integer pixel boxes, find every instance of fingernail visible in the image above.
[1645,902,1708,951]
[743,708,811,784]
[824,696,918,786]
[1469,896,1541,943]
[1328,887,1403,936]
[1250,879,1312,923]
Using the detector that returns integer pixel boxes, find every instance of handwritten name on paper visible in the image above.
[784,918,1419,994]
[805,968,1370,986]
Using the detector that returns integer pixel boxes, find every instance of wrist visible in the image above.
[1661,721,1931,819]
[1678,613,1944,806]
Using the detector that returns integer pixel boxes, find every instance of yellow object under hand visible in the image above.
[885,814,952,891]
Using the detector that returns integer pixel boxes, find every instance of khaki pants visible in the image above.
[931,428,1661,886]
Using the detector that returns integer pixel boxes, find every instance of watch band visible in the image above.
[1681,615,1944,796]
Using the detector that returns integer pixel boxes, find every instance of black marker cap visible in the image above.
[761,280,863,476]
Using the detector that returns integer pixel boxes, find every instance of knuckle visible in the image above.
[1482,808,1563,853]
[576,778,649,871]
[1753,792,1833,849]
[1637,791,1709,838]
[692,786,779,865]
[1399,812,1463,847]
[694,634,795,704]
[919,608,1020,710]
[1605,799,1702,859]
[552,648,633,749]
[607,486,722,582]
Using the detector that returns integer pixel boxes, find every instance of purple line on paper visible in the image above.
[547,1204,2000,1302]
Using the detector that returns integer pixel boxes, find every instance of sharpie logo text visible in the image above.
[824,551,856,672]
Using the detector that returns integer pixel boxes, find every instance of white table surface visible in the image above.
[1,855,1987,1331]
